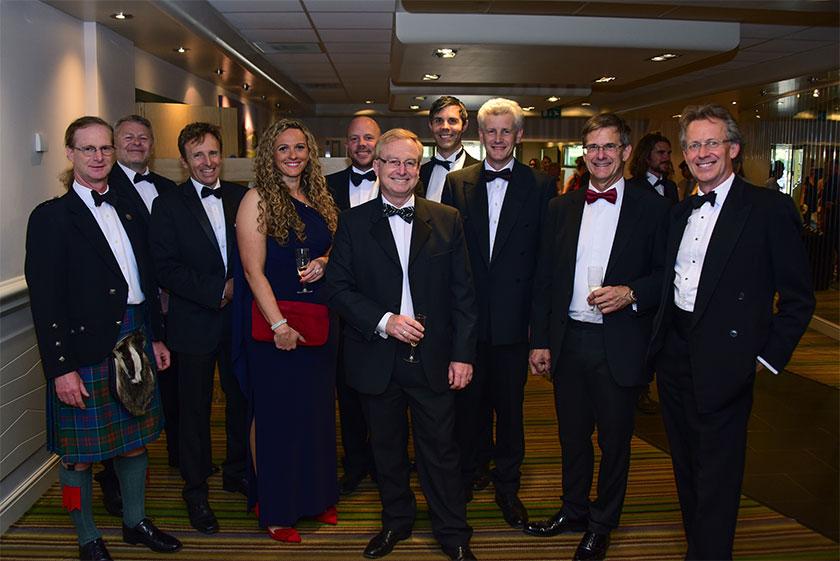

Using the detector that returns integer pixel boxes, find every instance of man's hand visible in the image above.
[385,314,424,344]
[152,340,171,371]
[448,361,473,390]
[54,371,89,409]
[221,279,234,308]
[588,285,633,315]
[529,349,551,375]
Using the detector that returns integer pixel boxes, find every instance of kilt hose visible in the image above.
[46,304,163,463]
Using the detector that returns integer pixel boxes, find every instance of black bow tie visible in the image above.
[351,169,376,187]
[652,177,664,187]
[482,168,512,183]
[691,191,717,209]
[432,149,463,170]
[133,172,152,184]
[91,190,117,208]
[201,186,222,199]
[383,203,415,224]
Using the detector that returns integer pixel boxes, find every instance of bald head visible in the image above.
[347,116,381,170]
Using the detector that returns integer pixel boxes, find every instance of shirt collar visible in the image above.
[383,194,415,210]
[351,165,375,176]
[73,180,111,210]
[436,148,465,163]
[646,171,661,185]
[191,177,221,196]
[483,158,515,172]
[118,161,149,182]
[699,173,734,209]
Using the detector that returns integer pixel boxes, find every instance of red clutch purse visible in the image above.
[251,300,329,346]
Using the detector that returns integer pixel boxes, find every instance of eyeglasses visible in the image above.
[73,145,115,157]
[583,143,623,155]
[684,139,731,153]
[377,157,419,170]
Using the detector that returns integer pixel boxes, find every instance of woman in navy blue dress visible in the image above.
[233,118,339,542]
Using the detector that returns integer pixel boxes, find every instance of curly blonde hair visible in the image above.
[253,119,338,245]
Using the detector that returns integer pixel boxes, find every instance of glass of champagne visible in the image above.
[404,314,426,364]
[587,266,604,312]
[295,247,313,294]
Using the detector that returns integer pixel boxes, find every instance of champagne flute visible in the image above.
[295,247,313,294]
[587,266,604,312]
[404,314,426,364]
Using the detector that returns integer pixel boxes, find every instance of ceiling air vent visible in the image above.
[253,42,323,54]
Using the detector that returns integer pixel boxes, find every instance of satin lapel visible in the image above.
[692,178,752,324]
[408,199,432,266]
[181,182,221,258]
[419,162,433,192]
[66,189,123,278]
[338,168,352,210]
[112,165,150,219]
[220,183,238,267]
[491,164,528,263]
[605,185,643,279]
[370,198,400,268]
[562,190,586,275]
[463,166,491,266]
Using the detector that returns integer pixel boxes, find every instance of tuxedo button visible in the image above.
[729,329,738,338]
[737,292,744,301]
[79,325,85,332]
[109,288,117,295]
[51,323,58,329]
[115,320,122,326]
[58,356,65,362]
[70,329,75,334]
[55,341,61,347]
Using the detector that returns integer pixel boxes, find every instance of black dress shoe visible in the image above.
[339,472,366,496]
[472,472,491,492]
[573,531,610,560]
[363,529,411,559]
[94,466,123,518]
[187,500,219,534]
[441,544,478,560]
[123,518,182,553]
[79,538,113,561]
[222,474,248,496]
[495,492,528,529]
[523,510,588,537]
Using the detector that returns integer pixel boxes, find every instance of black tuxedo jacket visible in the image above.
[149,180,247,354]
[649,176,815,412]
[108,164,177,229]
[324,196,477,395]
[627,176,679,205]
[444,161,554,345]
[417,151,480,206]
[530,185,670,386]
[326,166,353,211]
[25,188,163,379]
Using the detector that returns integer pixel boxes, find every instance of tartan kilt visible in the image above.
[46,304,163,463]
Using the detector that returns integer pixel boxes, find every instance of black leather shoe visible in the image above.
[523,510,588,537]
[339,472,366,496]
[363,529,411,559]
[122,518,182,553]
[222,474,248,496]
[441,544,478,560]
[472,472,491,492]
[94,466,122,518]
[187,500,219,534]
[495,492,528,529]
[573,531,610,560]
[79,538,113,561]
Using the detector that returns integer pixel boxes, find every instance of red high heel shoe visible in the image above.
[268,526,301,543]
[314,505,337,525]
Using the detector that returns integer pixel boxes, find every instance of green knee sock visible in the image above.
[59,465,100,546]
[113,452,147,528]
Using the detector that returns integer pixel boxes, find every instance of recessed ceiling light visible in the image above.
[261,95,267,100]
[110,11,132,20]
[594,76,616,83]
[813,89,820,98]
[174,46,189,54]
[434,48,458,59]
[756,115,761,119]
[522,106,535,111]
[365,99,374,104]
[731,101,737,105]
[581,102,591,107]
[422,73,440,81]
[671,114,682,119]
[546,96,559,102]
[648,53,679,61]
[215,68,224,75]
[414,95,426,101]
[777,100,784,105]
[275,103,281,109]
[242,83,250,90]
[410,105,420,110]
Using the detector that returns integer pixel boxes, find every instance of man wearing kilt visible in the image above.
[25,116,182,561]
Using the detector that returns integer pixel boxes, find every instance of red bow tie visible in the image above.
[585,188,617,204]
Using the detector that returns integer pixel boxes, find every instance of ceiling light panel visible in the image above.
[318,29,392,42]
[209,0,302,11]
[303,0,396,11]
[222,12,310,28]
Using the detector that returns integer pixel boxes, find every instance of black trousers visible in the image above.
[554,320,640,533]
[656,307,753,560]
[177,339,248,503]
[360,358,471,548]
[157,352,179,464]
[456,341,529,495]
[336,337,374,479]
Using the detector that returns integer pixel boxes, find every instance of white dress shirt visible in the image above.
[118,161,158,213]
[647,171,664,197]
[426,148,467,203]
[349,166,379,208]
[191,178,228,272]
[73,181,145,304]
[569,180,625,324]
[485,159,514,258]
[376,195,416,338]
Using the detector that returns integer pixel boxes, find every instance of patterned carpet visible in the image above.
[787,329,840,389]
[1,377,838,560]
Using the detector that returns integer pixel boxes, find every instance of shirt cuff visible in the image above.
[757,356,779,375]
[376,312,393,339]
